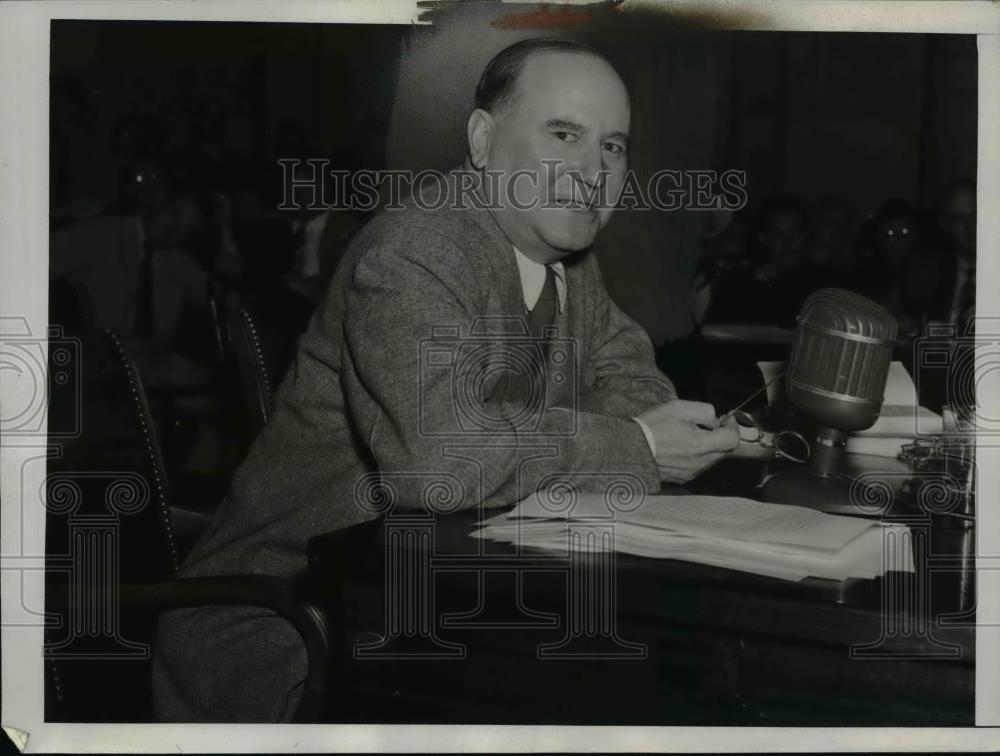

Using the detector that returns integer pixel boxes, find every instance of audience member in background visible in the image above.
[111,114,169,204]
[285,213,329,303]
[129,189,216,383]
[50,157,167,337]
[901,181,978,412]
[938,179,977,331]
[204,192,245,286]
[665,208,749,401]
[853,199,915,303]
[232,159,324,387]
[702,194,815,328]
[804,194,857,289]
[689,210,750,326]
[857,199,952,340]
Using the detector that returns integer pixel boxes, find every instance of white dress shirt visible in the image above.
[511,247,657,458]
[512,246,567,313]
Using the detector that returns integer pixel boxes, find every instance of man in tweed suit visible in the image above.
[153,38,739,722]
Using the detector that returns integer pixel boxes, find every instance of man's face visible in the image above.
[875,216,916,266]
[761,211,806,269]
[481,51,630,264]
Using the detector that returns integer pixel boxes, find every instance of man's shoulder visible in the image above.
[361,201,485,246]
[350,180,501,271]
[563,245,605,289]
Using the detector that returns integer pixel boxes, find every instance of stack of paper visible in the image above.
[473,493,914,582]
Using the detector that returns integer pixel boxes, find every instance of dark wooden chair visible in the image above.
[44,576,330,722]
[44,329,328,721]
[224,303,273,438]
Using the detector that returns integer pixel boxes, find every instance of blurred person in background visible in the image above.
[938,179,976,331]
[904,180,978,411]
[689,209,750,326]
[857,198,953,340]
[804,194,857,289]
[50,156,169,338]
[854,199,918,304]
[128,187,218,383]
[702,194,815,328]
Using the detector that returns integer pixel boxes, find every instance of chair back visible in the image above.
[224,303,273,436]
[45,329,179,720]
[47,329,179,579]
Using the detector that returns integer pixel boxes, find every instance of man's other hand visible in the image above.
[636,400,739,484]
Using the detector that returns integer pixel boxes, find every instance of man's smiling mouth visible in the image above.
[552,198,598,211]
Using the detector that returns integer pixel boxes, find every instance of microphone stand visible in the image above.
[810,426,849,478]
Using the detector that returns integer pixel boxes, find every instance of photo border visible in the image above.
[2,0,999,751]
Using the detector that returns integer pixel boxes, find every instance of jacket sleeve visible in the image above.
[341,234,661,513]
[577,254,677,419]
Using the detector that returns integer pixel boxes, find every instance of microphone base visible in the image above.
[809,426,848,477]
[759,453,911,516]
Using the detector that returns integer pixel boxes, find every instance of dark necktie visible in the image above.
[527,264,558,339]
[506,265,559,405]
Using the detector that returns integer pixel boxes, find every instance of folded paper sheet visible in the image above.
[474,493,914,582]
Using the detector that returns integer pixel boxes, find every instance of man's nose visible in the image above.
[586,156,605,187]
[567,146,607,201]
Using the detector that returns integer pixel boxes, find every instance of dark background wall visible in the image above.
[50,15,977,342]
[51,21,401,211]
[736,33,978,210]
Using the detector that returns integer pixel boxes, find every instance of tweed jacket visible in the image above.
[179,171,676,583]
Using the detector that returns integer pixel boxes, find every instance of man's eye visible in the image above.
[603,142,624,156]
[554,131,578,143]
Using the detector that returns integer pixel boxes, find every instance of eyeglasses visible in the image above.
[901,436,975,474]
[899,438,943,467]
[728,409,811,464]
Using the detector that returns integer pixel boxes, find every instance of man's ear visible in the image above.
[467,109,494,170]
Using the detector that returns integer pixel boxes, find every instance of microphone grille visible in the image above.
[788,288,897,413]
[796,288,898,342]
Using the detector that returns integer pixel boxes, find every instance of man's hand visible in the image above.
[636,400,739,484]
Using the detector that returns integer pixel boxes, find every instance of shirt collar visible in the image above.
[512,246,566,313]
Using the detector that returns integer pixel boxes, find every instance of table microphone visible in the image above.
[786,288,898,477]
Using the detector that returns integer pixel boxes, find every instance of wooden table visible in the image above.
[306,456,975,725]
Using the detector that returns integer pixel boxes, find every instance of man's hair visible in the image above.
[475,38,605,117]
